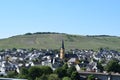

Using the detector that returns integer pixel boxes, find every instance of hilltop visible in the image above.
[0,32,120,50]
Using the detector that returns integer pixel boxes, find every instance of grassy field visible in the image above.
[0,33,120,50]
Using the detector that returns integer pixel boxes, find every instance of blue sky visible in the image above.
[0,0,120,39]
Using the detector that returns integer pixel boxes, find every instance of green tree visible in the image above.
[105,60,120,73]
[28,66,43,80]
[62,63,68,70]
[48,74,60,80]
[0,49,5,52]
[67,66,76,77]
[54,67,66,78]
[97,62,104,72]
[25,33,32,35]
[40,66,53,75]
[35,74,48,80]
[20,67,28,75]
[7,71,18,78]
[71,71,80,80]
[62,77,71,80]
[18,67,28,78]
[12,48,17,51]
[87,75,95,80]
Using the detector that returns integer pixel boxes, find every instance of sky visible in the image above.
[0,0,120,39]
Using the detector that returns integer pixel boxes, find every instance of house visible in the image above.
[0,61,19,73]
[67,58,77,67]
[51,58,63,70]
[86,61,98,72]
[75,63,87,72]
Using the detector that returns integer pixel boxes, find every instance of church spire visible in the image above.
[60,40,65,59]
[62,40,64,49]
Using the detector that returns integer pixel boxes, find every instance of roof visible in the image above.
[68,58,76,63]
[65,54,78,59]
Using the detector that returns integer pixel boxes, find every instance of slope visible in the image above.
[0,33,120,50]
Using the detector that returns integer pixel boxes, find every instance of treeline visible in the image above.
[4,63,103,80]
[86,35,116,37]
[24,32,65,35]
[5,64,81,80]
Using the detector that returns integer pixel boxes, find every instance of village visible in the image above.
[0,40,120,78]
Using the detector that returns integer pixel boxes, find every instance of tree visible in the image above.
[25,33,32,35]
[54,67,66,78]
[35,74,48,80]
[62,63,68,70]
[40,66,53,75]
[67,66,76,77]
[71,71,80,80]
[62,77,71,80]
[97,62,104,72]
[19,67,28,78]
[20,67,28,76]
[87,75,95,80]
[7,71,18,78]
[12,48,17,51]
[0,49,5,52]
[105,60,120,73]
[48,74,60,80]
[28,66,43,80]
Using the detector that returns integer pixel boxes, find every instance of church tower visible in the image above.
[60,40,65,59]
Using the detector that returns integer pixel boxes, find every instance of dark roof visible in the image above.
[65,54,78,58]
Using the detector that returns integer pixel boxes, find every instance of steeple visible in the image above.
[60,40,65,59]
[62,40,64,49]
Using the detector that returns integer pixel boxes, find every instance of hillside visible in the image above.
[0,32,120,50]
